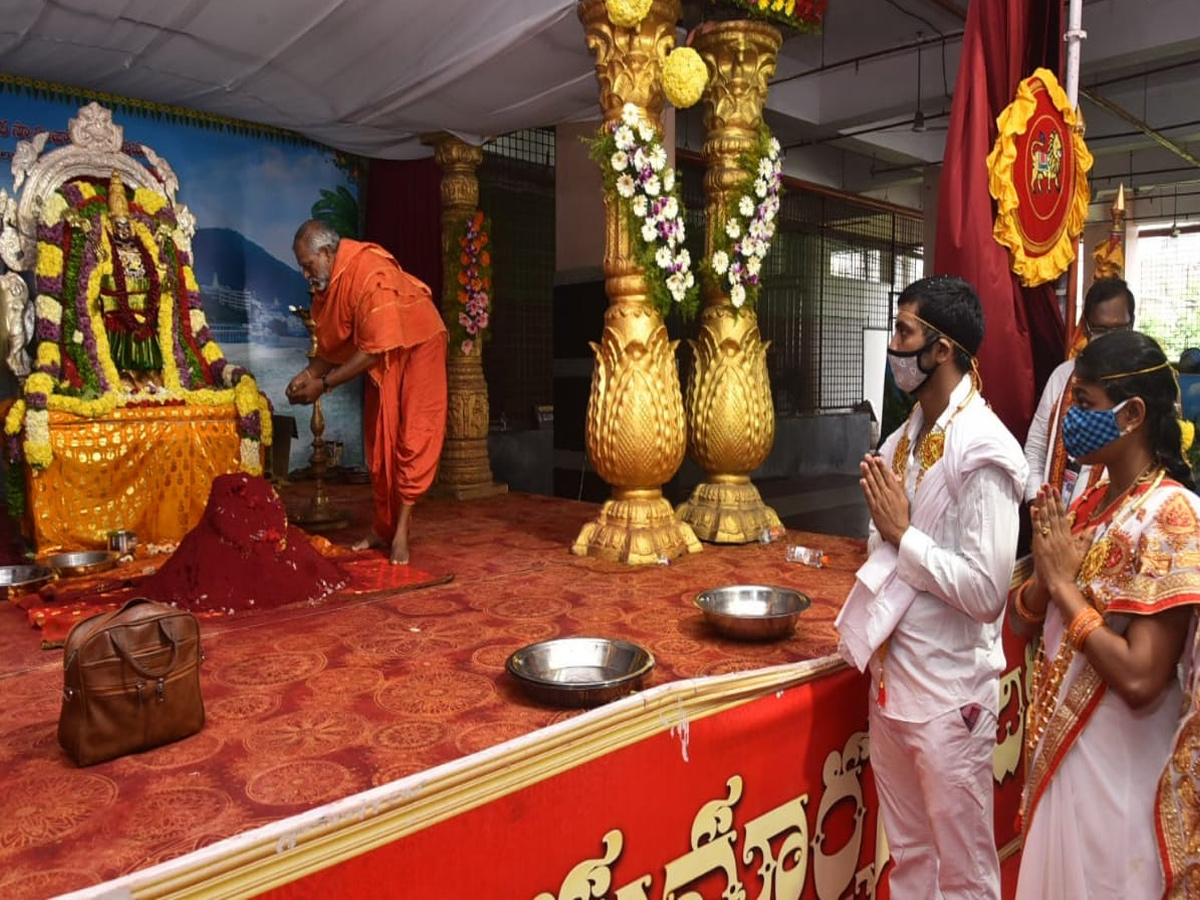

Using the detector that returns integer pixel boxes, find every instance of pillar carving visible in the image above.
[675,20,782,543]
[426,133,507,501]
[571,0,701,564]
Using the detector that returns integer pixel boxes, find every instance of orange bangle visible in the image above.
[1067,606,1104,651]
[1013,581,1045,625]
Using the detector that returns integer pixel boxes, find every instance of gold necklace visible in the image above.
[1025,467,1166,759]
[891,387,975,485]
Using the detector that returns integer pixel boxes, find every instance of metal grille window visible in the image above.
[1135,231,1200,361]
[478,130,556,427]
[679,158,923,414]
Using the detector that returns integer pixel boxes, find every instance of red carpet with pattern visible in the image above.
[0,485,864,899]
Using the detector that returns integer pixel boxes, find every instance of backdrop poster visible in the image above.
[0,78,364,472]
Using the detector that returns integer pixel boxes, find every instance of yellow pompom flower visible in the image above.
[133,188,166,216]
[4,399,26,436]
[1181,419,1195,454]
[36,244,64,280]
[606,0,653,28]
[662,47,708,109]
[35,343,60,370]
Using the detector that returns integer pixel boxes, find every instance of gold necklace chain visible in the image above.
[1024,467,1166,759]
[891,386,976,485]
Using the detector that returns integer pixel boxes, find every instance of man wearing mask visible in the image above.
[1023,278,1135,507]
[835,276,1027,900]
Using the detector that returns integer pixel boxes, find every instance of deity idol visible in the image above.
[98,170,164,390]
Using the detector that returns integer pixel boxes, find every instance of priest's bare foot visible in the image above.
[390,503,413,566]
[351,533,386,552]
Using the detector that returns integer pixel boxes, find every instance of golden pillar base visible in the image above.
[572,490,702,565]
[675,476,781,544]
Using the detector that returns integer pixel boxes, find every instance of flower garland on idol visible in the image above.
[4,177,272,477]
[445,210,492,356]
[590,103,699,320]
[707,126,783,311]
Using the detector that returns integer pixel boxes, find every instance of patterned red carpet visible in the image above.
[0,485,864,899]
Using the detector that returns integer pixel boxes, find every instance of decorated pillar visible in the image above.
[571,0,702,564]
[675,20,783,543]
[426,133,507,501]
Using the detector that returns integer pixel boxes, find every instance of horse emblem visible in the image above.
[1030,129,1063,194]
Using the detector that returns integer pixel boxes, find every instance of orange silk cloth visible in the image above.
[27,405,244,553]
[310,239,446,379]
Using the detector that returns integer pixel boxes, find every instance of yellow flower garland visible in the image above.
[606,0,652,28]
[663,48,708,109]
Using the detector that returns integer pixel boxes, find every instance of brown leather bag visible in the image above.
[58,598,205,766]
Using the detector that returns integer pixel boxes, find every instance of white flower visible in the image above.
[643,175,661,197]
[638,123,655,143]
[611,150,629,172]
[663,170,675,192]
[642,221,658,243]
[631,195,648,218]
[661,196,679,220]
[616,174,637,198]
[712,251,730,275]
[71,329,83,344]
[648,146,667,171]
[632,147,648,172]
[768,137,781,156]
[614,125,635,149]
[759,158,775,178]
[655,246,673,269]
[190,309,207,333]
[739,195,756,217]
[676,221,686,242]
[621,103,641,127]
[684,271,695,288]
[725,219,742,240]
[755,180,769,199]
[746,256,762,276]
[730,283,747,307]
[36,295,62,325]
[676,248,691,268]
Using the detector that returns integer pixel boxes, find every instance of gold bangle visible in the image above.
[1067,606,1104,651]
[1013,581,1045,625]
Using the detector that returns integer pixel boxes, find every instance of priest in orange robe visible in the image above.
[286,220,448,565]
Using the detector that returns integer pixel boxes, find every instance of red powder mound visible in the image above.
[139,473,346,613]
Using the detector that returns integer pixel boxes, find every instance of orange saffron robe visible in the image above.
[311,240,448,539]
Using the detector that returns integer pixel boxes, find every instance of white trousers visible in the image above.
[869,704,1001,900]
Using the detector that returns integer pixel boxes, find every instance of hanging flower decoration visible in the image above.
[605,0,654,28]
[589,103,699,320]
[662,47,709,109]
[444,210,492,356]
[6,176,272,476]
[722,0,828,32]
[706,125,783,310]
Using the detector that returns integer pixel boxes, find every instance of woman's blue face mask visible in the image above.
[1061,399,1130,460]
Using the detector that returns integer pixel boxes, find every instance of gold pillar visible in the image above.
[675,20,782,543]
[571,0,701,564]
[426,133,507,501]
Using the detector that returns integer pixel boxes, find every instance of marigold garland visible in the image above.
[588,103,699,320]
[705,125,783,311]
[7,176,271,477]
[723,0,827,32]
[605,0,653,28]
[444,210,492,356]
[663,47,708,109]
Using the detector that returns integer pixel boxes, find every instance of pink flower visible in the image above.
[460,339,474,355]
[458,312,471,327]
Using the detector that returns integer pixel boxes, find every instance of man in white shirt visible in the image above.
[1023,278,1135,507]
[836,276,1027,900]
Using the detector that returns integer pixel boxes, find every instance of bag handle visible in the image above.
[110,620,180,679]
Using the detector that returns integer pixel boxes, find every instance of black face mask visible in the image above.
[887,337,941,394]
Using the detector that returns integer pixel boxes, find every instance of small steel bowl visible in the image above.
[108,530,138,555]
[39,550,121,578]
[0,564,55,600]
[695,584,812,641]
[506,637,655,708]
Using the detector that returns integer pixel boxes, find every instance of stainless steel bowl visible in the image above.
[39,550,121,577]
[695,584,812,641]
[506,637,655,708]
[108,530,138,555]
[0,564,55,599]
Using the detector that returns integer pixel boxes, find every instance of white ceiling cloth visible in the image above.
[0,0,602,158]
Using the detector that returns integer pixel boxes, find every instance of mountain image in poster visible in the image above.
[191,228,311,343]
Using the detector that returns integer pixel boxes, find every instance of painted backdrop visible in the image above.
[0,77,364,473]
